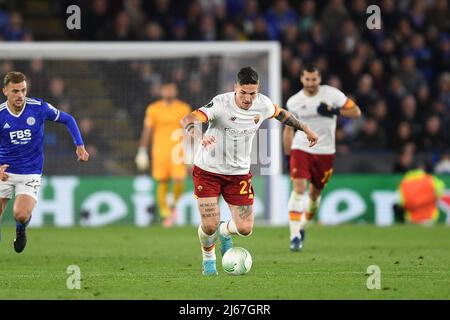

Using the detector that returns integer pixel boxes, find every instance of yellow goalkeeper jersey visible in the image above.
[144,99,191,158]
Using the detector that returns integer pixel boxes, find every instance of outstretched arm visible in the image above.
[55,111,89,162]
[275,109,318,147]
[180,111,216,148]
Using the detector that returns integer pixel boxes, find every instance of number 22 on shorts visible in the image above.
[321,168,333,185]
[239,179,254,199]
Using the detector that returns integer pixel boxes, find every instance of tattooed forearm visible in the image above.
[275,109,305,131]
[237,205,252,220]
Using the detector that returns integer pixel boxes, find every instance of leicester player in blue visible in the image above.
[0,71,89,253]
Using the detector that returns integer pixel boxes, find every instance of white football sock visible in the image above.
[299,196,321,230]
[219,220,237,237]
[288,191,304,240]
[198,225,218,260]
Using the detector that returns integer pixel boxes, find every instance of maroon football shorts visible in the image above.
[290,149,336,190]
[192,165,254,206]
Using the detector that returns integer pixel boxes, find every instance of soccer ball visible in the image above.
[222,247,252,275]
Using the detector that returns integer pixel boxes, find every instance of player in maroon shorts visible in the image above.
[181,67,318,275]
[284,63,362,251]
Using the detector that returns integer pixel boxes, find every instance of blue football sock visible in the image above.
[16,216,32,230]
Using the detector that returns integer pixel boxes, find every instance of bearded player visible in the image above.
[284,64,361,251]
[0,71,89,253]
[181,66,318,275]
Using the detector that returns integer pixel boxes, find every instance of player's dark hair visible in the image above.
[301,64,321,76]
[237,67,259,85]
[3,71,26,87]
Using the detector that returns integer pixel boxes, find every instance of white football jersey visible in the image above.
[194,92,277,175]
[286,85,349,154]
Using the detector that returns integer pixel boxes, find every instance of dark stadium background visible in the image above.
[1,0,449,175]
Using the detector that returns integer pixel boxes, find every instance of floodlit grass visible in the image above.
[0,225,448,299]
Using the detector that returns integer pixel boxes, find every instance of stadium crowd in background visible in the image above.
[0,0,449,173]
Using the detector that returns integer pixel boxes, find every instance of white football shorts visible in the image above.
[0,173,42,201]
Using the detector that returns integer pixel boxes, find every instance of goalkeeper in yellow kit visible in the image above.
[135,82,191,227]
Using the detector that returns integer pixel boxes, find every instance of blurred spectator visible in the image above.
[390,121,415,152]
[47,77,72,112]
[408,0,428,32]
[428,0,450,33]
[335,125,351,155]
[197,15,217,41]
[142,22,165,41]
[248,16,270,40]
[338,20,361,55]
[84,0,110,40]
[226,0,246,17]
[1,11,31,41]
[379,37,400,73]
[380,0,399,31]
[327,75,343,91]
[436,34,450,73]
[396,95,422,140]
[438,72,450,110]
[415,84,431,118]
[320,0,349,39]
[355,74,378,114]
[368,59,387,95]
[0,4,8,31]
[198,0,225,16]
[434,150,450,174]
[0,60,14,77]
[265,0,298,40]
[297,0,316,35]
[418,115,448,153]
[27,59,49,96]
[407,33,433,81]
[106,11,137,41]
[368,99,391,133]
[342,56,364,93]
[123,0,146,36]
[353,117,387,151]
[221,21,242,40]
[239,0,259,35]
[171,19,187,40]
[393,143,416,173]
[398,55,426,93]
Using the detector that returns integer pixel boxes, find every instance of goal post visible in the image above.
[0,42,283,225]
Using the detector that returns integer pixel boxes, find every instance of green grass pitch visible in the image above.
[0,225,448,299]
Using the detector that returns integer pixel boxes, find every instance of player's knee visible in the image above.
[201,223,219,235]
[13,211,30,223]
[293,184,306,194]
[237,225,253,237]
[309,190,321,201]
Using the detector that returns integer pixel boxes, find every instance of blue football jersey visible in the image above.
[0,97,61,174]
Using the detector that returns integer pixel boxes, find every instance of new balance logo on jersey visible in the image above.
[3,123,10,129]
[9,129,32,145]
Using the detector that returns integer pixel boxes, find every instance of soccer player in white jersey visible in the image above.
[180,66,319,275]
[0,71,89,253]
[284,64,361,251]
